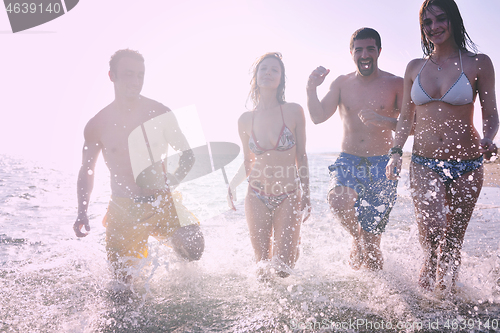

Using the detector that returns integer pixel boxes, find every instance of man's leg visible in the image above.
[165,192,205,261]
[360,230,382,270]
[356,156,397,271]
[328,186,363,269]
[170,224,205,261]
[104,198,150,282]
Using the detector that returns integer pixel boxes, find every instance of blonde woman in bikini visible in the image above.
[387,0,498,295]
[228,52,310,279]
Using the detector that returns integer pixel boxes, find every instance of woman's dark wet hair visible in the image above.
[419,0,477,56]
[109,49,145,75]
[350,27,381,51]
[248,52,286,109]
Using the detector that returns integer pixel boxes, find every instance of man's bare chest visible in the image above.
[99,117,143,157]
[340,86,395,115]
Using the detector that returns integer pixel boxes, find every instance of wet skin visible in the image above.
[307,37,404,270]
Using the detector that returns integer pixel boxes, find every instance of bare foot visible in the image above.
[418,260,436,292]
[435,272,455,296]
[256,260,274,282]
[435,251,461,297]
[349,238,364,270]
[271,256,293,278]
[360,231,383,271]
[432,283,451,300]
[363,250,383,271]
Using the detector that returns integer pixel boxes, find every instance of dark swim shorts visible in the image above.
[328,152,398,234]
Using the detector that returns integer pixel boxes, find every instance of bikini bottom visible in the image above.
[411,154,483,184]
[250,187,298,211]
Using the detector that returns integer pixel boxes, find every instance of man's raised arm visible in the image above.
[307,66,341,124]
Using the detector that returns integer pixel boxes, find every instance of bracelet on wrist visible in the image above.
[389,147,403,157]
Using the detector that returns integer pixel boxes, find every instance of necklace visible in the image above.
[429,51,458,71]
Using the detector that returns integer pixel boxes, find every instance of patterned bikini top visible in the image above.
[411,49,473,106]
[248,105,296,155]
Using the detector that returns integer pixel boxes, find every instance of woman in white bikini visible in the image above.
[228,52,310,279]
[387,0,498,295]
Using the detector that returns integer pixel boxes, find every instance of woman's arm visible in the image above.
[227,112,255,209]
[294,104,311,222]
[476,54,499,159]
[386,60,419,179]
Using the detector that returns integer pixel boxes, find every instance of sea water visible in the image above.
[1,153,500,332]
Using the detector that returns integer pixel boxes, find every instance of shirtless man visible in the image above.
[73,49,204,280]
[307,28,403,270]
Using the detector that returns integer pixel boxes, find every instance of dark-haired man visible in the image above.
[307,28,403,270]
[73,49,204,280]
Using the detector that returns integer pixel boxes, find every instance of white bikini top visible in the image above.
[411,50,473,106]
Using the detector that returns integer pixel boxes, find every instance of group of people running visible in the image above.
[227,0,498,294]
[74,0,498,297]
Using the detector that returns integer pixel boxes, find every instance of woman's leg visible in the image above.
[272,190,302,277]
[245,188,273,263]
[437,166,483,291]
[410,161,448,291]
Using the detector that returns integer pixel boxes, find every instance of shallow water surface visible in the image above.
[1,153,500,332]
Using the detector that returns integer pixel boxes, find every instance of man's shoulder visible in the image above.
[334,72,356,84]
[379,70,402,79]
[84,108,108,142]
[329,72,356,90]
[378,70,404,88]
[86,102,114,130]
[95,102,114,116]
[140,96,171,113]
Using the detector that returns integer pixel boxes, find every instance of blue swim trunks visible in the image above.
[328,152,398,234]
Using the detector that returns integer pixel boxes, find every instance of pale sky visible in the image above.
[1,0,499,173]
